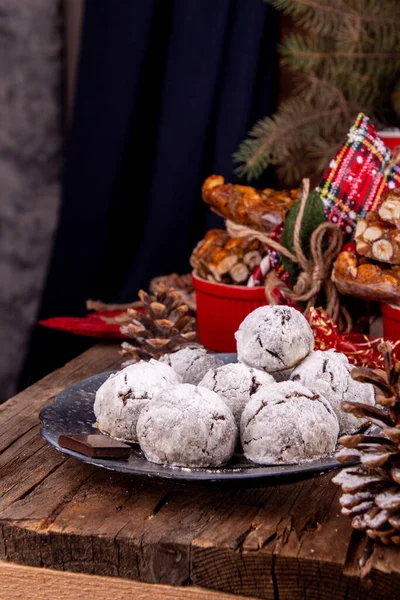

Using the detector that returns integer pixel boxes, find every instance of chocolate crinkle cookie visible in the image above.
[235,305,314,373]
[159,347,224,385]
[290,350,375,435]
[199,362,275,426]
[240,381,339,465]
[136,384,237,467]
[94,360,180,443]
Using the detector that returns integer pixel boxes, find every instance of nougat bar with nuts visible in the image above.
[332,249,400,304]
[202,175,299,234]
[378,189,400,226]
[190,228,268,285]
[355,213,400,264]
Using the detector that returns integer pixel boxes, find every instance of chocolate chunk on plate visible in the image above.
[58,434,131,459]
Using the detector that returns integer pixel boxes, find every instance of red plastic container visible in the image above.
[381,303,400,341]
[378,130,400,152]
[192,272,267,352]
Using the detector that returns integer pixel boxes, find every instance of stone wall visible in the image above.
[0,0,63,402]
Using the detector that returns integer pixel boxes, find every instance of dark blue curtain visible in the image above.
[21,0,279,385]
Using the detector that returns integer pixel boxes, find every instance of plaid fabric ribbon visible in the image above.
[317,112,400,240]
[266,113,400,289]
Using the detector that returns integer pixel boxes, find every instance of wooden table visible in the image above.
[1,344,399,600]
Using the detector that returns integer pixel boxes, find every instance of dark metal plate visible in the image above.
[40,353,349,483]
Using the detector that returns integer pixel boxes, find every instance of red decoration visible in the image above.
[306,307,400,368]
[342,241,357,253]
[39,312,125,339]
[40,305,399,368]
[305,307,339,349]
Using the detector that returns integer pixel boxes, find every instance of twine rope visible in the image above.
[226,178,352,332]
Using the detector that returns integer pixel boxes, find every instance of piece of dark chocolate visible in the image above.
[58,434,131,459]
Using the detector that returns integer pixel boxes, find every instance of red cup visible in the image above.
[378,130,400,152]
[381,303,400,341]
[192,272,267,352]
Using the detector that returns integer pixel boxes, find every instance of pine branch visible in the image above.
[268,0,400,30]
[234,1,400,184]
[299,75,350,118]
[298,0,400,26]
[234,99,345,183]
[289,50,400,61]
[280,35,400,74]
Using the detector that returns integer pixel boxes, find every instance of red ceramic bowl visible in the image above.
[381,303,400,341]
[192,272,267,352]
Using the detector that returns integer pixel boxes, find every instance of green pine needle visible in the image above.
[234,0,400,184]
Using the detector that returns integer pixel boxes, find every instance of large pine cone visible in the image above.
[333,342,400,545]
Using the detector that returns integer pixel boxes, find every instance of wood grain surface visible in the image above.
[0,560,257,600]
[1,343,399,600]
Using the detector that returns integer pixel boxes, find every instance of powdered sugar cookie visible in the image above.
[199,362,275,425]
[240,381,339,465]
[290,350,375,434]
[160,347,223,385]
[235,305,314,373]
[137,383,237,467]
[94,359,180,443]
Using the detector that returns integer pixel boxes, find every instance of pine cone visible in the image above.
[191,229,268,285]
[120,286,198,365]
[333,342,400,545]
[149,273,195,311]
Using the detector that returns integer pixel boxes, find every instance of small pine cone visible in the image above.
[149,273,195,311]
[333,342,400,545]
[190,228,268,285]
[119,286,199,365]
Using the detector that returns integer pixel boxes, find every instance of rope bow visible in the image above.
[227,179,351,331]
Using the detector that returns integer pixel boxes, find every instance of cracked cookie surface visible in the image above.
[235,305,314,373]
[160,347,224,384]
[240,381,339,465]
[94,360,180,443]
[290,350,375,434]
[137,383,237,467]
[199,362,275,425]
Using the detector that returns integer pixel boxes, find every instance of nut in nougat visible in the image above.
[355,213,400,265]
[378,189,400,226]
[372,239,394,262]
[190,228,267,285]
[362,225,384,242]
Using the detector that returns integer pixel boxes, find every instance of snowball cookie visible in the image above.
[159,347,224,385]
[235,305,314,373]
[94,359,180,443]
[199,363,275,425]
[240,381,339,465]
[137,384,237,467]
[290,350,375,435]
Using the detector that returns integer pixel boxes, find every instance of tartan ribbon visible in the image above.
[267,113,400,289]
[317,112,400,240]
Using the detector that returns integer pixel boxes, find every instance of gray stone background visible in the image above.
[0,0,63,402]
